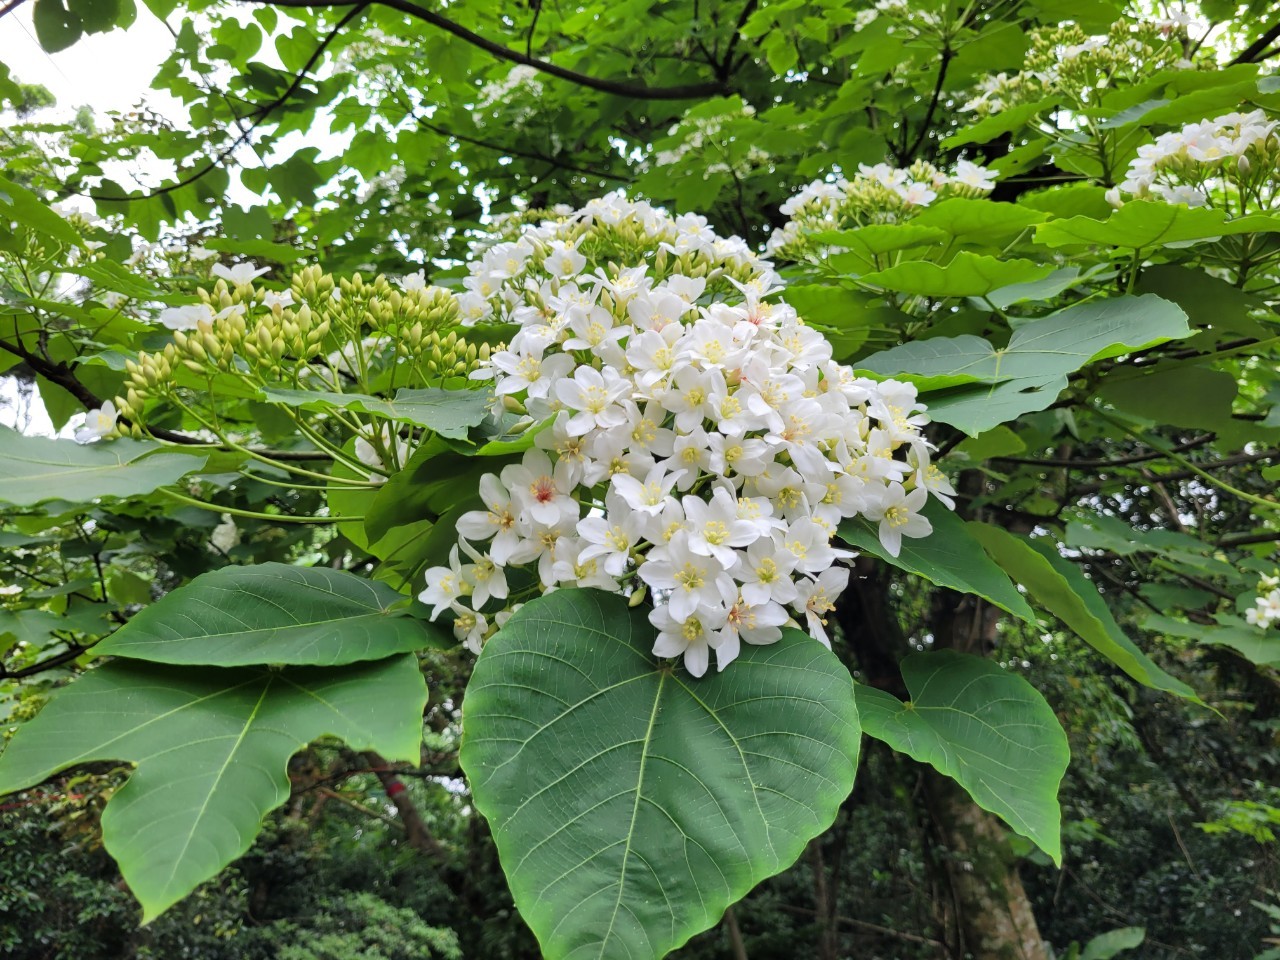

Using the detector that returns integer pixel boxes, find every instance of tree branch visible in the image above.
[90,3,368,202]
[0,338,331,461]
[996,434,1215,469]
[403,102,632,183]
[1231,20,1280,64]
[231,0,727,100]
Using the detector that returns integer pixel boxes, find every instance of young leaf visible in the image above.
[93,563,447,666]
[0,655,428,921]
[855,650,1070,861]
[859,253,1053,298]
[968,525,1200,700]
[838,502,1035,621]
[460,589,860,960]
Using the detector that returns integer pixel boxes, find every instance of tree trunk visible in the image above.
[839,556,1052,960]
[924,770,1050,960]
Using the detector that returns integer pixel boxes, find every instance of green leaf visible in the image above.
[910,199,1048,247]
[859,253,1053,298]
[1098,364,1238,431]
[863,294,1188,387]
[0,655,427,920]
[0,427,207,508]
[460,589,860,960]
[0,603,109,648]
[93,563,445,666]
[953,425,1027,461]
[942,98,1054,147]
[984,266,1099,309]
[262,387,491,440]
[855,650,1069,861]
[817,224,949,272]
[838,504,1035,621]
[31,0,82,52]
[1080,927,1146,960]
[0,175,83,245]
[1142,613,1280,667]
[1035,203,1280,249]
[967,526,1199,700]
[861,295,1190,434]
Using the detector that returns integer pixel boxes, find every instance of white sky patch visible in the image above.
[1,4,181,117]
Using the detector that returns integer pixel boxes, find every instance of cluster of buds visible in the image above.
[961,19,1197,116]
[1112,109,1280,212]
[119,261,489,429]
[766,159,996,257]
[417,330,494,382]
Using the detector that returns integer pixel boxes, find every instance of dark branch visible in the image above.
[718,0,758,81]
[0,337,330,461]
[1231,20,1280,64]
[903,47,952,161]
[0,0,29,20]
[231,0,727,100]
[996,434,1215,469]
[404,104,633,183]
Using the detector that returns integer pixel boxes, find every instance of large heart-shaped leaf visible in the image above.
[93,562,447,666]
[0,427,207,507]
[855,650,1070,861]
[838,505,1035,621]
[0,655,427,920]
[860,295,1190,434]
[460,589,860,960]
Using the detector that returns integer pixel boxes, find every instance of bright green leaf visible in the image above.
[0,655,427,920]
[855,650,1069,861]
[93,563,445,666]
[838,504,1035,621]
[859,253,1053,298]
[968,526,1199,700]
[461,589,860,960]
[0,428,207,508]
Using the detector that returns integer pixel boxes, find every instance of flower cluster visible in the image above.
[765,160,996,257]
[1247,574,1280,629]
[476,64,544,123]
[650,102,770,180]
[960,19,1195,116]
[1112,109,1280,212]
[419,192,949,676]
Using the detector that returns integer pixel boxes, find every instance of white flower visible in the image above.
[211,261,271,285]
[952,159,996,191]
[159,303,215,331]
[75,401,118,443]
[210,514,240,553]
[420,546,468,620]
[864,483,932,557]
[639,532,736,622]
[650,603,727,678]
[793,567,849,647]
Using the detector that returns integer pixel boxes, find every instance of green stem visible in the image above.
[161,488,356,523]
[1096,409,1279,513]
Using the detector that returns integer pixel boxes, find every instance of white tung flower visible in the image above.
[75,401,118,443]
